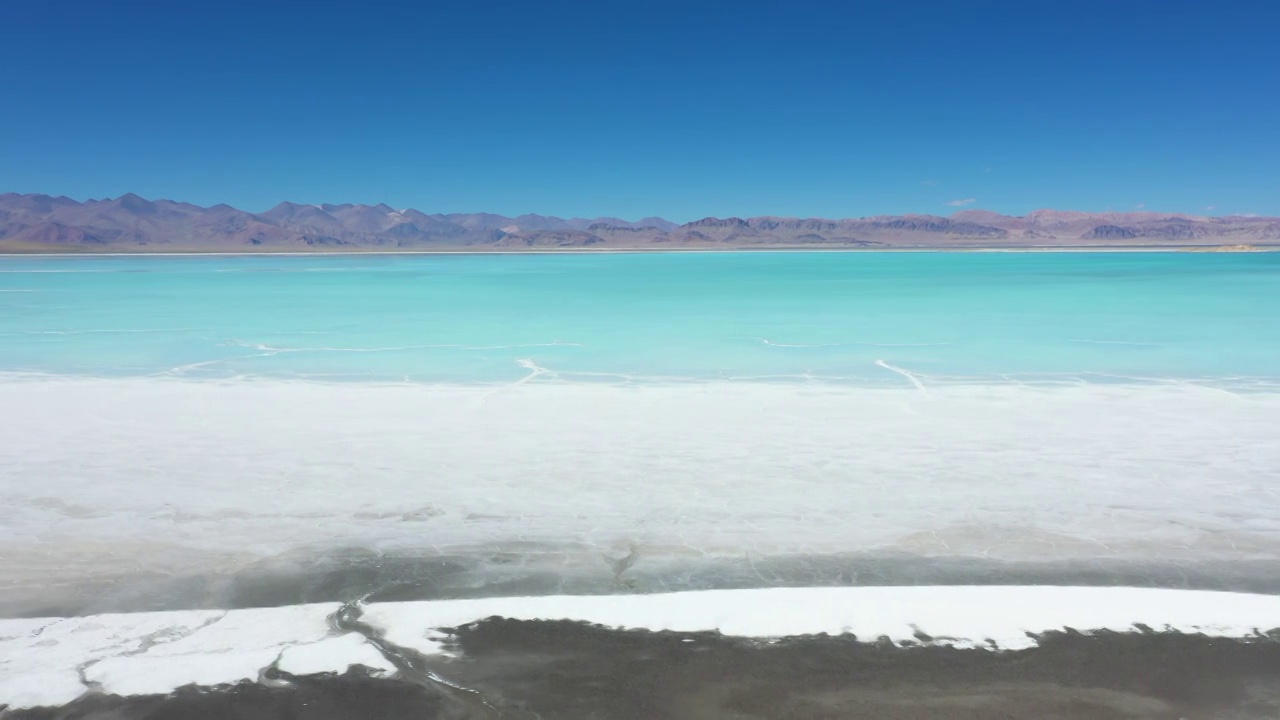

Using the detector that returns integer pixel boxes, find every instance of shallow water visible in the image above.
[2,252,1279,385]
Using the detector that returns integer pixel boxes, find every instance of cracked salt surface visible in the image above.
[3,586,1280,709]
[275,633,396,678]
[0,604,391,710]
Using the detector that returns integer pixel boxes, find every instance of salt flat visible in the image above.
[2,377,1278,614]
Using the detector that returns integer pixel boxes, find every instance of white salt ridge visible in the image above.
[363,586,1280,655]
[3,586,1279,709]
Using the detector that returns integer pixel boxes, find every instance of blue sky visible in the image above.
[2,0,1277,221]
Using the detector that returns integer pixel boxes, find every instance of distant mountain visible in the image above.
[951,209,1280,242]
[2,193,1278,252]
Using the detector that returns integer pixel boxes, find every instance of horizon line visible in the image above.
[1,190,1270,225]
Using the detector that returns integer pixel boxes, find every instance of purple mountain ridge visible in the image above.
[2,192,1278,251]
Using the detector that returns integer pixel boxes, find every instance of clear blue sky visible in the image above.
[2,0,1277,221]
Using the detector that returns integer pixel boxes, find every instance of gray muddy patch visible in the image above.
[5,543,1280,618]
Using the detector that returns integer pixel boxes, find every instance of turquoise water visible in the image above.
[1,252,1278,385]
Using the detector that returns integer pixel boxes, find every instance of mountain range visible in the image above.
[2,192,1278,251]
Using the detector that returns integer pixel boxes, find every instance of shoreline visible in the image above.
[2,243,1279,257]
[2,370,1277,390]
[8,543,1280,619]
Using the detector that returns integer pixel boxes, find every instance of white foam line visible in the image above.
[512,358,554,385]
[1005,370,1280,387]
[3,367,1276,392]
[875,359,928,392]
[556,370,703,383]
[158,353,276,376]
[1068,339,1160,347]
[475,358,561,403]
[758,337,949,348]
[21,328,210,336]
[224,340,582,353]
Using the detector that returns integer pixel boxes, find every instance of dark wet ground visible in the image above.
[10,620,1280,720]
